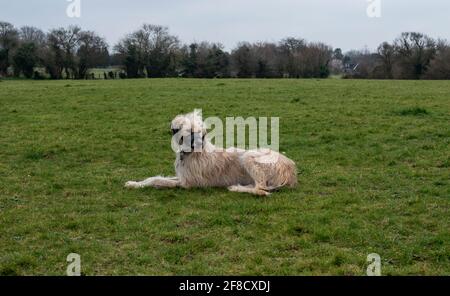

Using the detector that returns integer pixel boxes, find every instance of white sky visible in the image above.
[1,0,449,52]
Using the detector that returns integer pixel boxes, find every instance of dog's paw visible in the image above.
[259,190,271,197]
[124,181,140,188]
[227,185,240,192]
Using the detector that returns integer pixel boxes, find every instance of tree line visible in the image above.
[337,32,450,79]
[1,21,449,80]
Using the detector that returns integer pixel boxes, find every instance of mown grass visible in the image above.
[0,78,449,275]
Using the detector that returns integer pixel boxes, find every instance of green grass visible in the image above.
[0,79,449,275]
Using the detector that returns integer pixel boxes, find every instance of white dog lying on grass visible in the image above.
[125,111,297,196]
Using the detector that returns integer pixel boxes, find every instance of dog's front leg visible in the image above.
[125,176,180,189]
[228,184,270,196]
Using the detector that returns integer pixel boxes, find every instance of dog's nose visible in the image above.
[172,128,180,135]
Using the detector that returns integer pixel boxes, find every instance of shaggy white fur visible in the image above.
[125,111,297,196]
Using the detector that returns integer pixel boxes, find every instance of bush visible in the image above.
[424,47,450,79]
[33,71,45,80]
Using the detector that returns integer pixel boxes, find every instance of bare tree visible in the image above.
[252,42,280,78]
[0,21,19,76]
[76,31,109,79]
[300,42,332,78]
[278,37,306,77]
[141,24,179,77]
[393,32,436,79]
[45,26,82,79]
[376,42,395,79]
[278,38,331,78]
[231,42,255,78]
[9,26,46,78]
[114,35,146,78]
[114,24,179,78]
[19,26,45,45]
[424,40,450,79]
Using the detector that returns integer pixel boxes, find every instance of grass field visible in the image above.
[0,78,449,275]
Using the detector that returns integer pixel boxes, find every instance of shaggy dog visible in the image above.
[125,111,297,196]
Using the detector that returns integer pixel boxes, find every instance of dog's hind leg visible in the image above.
[228,153,271,196]
[125,176,179,189]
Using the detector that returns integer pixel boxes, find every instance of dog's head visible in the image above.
[170,110,206,154]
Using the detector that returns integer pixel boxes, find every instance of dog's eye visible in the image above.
[172,128,180,135]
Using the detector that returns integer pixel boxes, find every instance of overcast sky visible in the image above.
[1,0,449,52]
